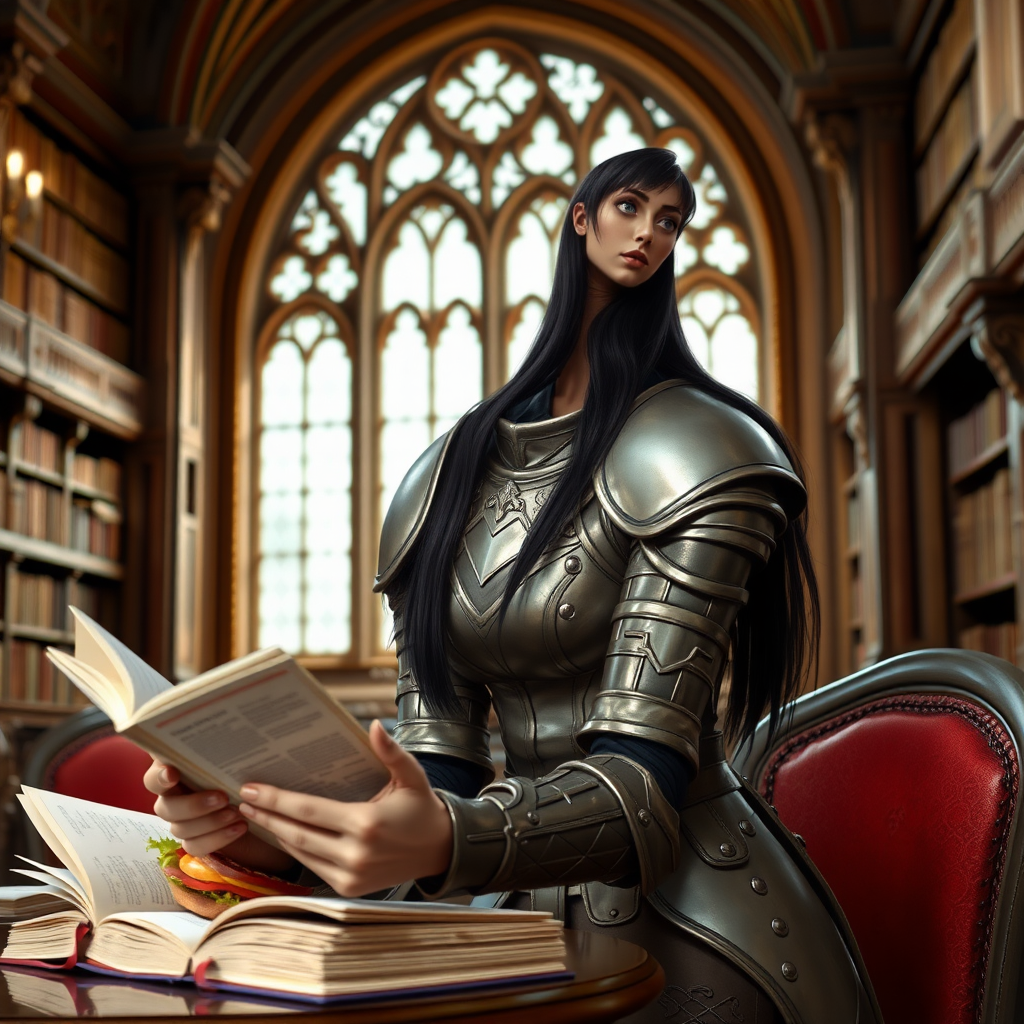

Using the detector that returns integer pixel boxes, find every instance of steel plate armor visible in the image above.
[375,381,881,1024]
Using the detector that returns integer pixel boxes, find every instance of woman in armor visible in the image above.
[147,149,881,1024]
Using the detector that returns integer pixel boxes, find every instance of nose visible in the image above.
[634,220,653,244]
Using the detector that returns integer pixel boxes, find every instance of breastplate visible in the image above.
[447,412,630,776]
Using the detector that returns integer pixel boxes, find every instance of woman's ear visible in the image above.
[572,201,587,236]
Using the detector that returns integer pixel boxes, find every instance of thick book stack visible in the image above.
[9,480,65,545]
[958,622,1018,661]
[952,467,1013,595]
[947,389,1006,476]
[12,421,63,475]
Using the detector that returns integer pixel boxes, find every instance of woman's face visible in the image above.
[572,182,684,288]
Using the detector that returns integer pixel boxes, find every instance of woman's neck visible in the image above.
[551,266,621,417]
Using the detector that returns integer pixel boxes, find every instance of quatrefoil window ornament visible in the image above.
[430,40,544,146]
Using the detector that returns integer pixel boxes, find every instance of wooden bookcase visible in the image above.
[936,345,1019,659]
[0,107,141,725]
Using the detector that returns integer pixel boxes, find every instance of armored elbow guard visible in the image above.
[419,753,679,899]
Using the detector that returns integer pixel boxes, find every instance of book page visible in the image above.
[43,651,128,728]
[85,912,210,978]
[17,788,181,923]
[130,661,389,845]
[69,607,172,717]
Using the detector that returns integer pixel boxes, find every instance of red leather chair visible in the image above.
[733,649,1024,1024]
[21,706,155,863]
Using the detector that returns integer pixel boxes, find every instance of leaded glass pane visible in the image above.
[261,342,303,426]
[260,426,303,493]
[507,298,545,380]
[324,161,367,245]
[307,339,352,424]
[381,311,430,419]
[305,553,350,653]
[434,216,481,309]
[520,116,573,176]
[435,306,482,420]
[260,492,302,555]
[590,107,645,165]
[382,222,430,311]
[712,314,758,400]
[259,555,302,652]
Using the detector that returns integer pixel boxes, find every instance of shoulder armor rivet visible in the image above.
[772,918,789,937]
[793,832,806,847]
[738,819,756,836]
[564,555,582,574]
[563,524,576,537]
[526,811,539,824]
[781,962,798,982]
[637,809,652,826]
[719,842,736,857]
[558,602,576,620]
[608,908,619,918]
[750,876,768,895]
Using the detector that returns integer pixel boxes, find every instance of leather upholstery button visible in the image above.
[772,918,789,937]
[738,819,755,836]
[719,843,736,857]
[558,602,575,619]
[781,962,798,981]
[564,555,582,574]
[527,812,539,824]
[750,876,768,895]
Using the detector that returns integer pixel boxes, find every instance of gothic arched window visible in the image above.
[256,38,761,660]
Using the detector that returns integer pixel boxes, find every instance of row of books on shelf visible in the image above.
[914,0,975,150]
[4,251,130,364]
[9,420,124,495]
[2,639,81,705]
[9,109,130,248]
[0,476,122,560]
[948,388,1007,477]
[952,467,1013,594]
[958,621,1017,662]
[916,69,977,229]
[10,573,113,632]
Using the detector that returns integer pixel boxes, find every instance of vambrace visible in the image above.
[418,753,680,899]
[578,490,784,771]
[389,603,494,777]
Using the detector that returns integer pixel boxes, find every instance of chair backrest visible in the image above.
[21,706,154,862]
[733,650,1024,1024]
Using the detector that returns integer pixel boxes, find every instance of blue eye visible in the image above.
[617,200,636,214]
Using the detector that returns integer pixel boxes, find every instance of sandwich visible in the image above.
[147,837,313,919]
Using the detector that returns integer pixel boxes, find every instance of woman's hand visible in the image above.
[236,720,453,897]
[142,759,295,875]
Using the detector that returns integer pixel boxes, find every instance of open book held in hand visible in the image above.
[46,608,390,847]
[3,788,567,1002]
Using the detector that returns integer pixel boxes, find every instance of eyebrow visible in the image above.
[619,187,682,215]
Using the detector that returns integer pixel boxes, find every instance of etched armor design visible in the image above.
[376,381,882,1024]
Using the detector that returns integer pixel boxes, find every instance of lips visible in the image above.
[622,250,648,266]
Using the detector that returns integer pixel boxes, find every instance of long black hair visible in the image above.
[395,147,819,746]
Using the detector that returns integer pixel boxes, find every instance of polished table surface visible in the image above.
[0,929,664,1023]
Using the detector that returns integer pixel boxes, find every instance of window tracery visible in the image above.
[254,37,763,658]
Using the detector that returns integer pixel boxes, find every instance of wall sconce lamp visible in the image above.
[2,149,43,243]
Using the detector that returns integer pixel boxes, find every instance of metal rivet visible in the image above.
[637,810,652,826]
[564,555,582,574]
[526,812,539,824]
[769,804,778,815]
[793,832,806,847]
[563,524,576,537]
[558,602,576,619]
[781,962,798,982]
[719,843,736,857]
[772,918,789,937]
[738,819,756,837]
[751,876,768,895]
[608,908,619,919]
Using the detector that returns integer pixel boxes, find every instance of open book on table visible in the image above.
[46,608,390,847]
[2,788,567,1002]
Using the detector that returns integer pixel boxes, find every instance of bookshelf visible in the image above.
[0,110,141,725]
[912,0,979,265]
[938,350,1020,662]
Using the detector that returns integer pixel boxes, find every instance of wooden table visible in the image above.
[0,929,664,1022]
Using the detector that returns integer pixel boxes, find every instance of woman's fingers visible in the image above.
[368,719,432,793]
[143,759,181,796]
[176,819,249,857]
[154,788,231,825]
[238,784,356,833]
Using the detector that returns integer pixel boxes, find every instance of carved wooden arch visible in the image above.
[208,2,830,674]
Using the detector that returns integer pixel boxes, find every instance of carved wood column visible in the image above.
[127,133,249,678]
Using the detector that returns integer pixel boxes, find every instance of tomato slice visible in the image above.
[161,864,264,900]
